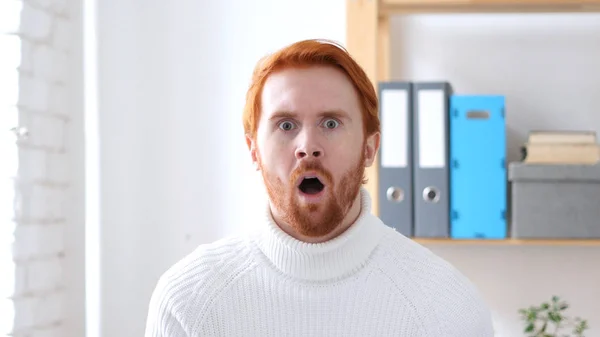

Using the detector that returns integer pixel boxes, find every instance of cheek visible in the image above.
[329,142,363,171]
[259,137,294,173]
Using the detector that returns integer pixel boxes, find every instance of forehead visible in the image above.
[260,66,361,120]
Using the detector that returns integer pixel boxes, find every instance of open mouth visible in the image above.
[298,177,325,195]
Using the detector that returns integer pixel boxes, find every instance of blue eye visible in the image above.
[279,121,296,131]
[323,118,340,129]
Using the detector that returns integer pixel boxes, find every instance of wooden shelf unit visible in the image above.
[414,239,600,246]
[345,0,600,245]
[380,0,600,15]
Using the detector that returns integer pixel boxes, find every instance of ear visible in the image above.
[363,131,380,167]
[245,134,260,171]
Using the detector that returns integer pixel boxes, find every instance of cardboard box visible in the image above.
[509,162,600,239]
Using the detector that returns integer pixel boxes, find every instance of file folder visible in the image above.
[377,81,413,237]
[449,95,507,239]
[412,82,452,238]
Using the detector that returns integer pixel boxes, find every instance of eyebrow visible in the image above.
[268,109,350,122]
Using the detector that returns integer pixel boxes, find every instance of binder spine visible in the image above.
[412,82,452,238]
[377,81,414,237]
[449,95,507,239]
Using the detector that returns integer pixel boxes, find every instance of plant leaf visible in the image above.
[548,312,562,322]
[525,322,535,333]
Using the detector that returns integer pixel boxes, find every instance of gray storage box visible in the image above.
[509,162,600,239]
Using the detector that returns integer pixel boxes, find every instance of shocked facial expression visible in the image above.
[248,65,377,239]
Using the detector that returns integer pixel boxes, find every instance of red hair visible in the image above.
[243,39,380,140]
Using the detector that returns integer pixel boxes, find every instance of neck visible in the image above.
[268,191,363,244]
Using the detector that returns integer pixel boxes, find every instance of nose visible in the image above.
[295,148,322,159]
[295,131,323,160]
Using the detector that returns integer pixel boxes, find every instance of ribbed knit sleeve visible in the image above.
[144,271,188,337]
[376,232,495,337]
[144,236,258,337]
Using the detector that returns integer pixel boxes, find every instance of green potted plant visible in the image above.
[518,295,589,337]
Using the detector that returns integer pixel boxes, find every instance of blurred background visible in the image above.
[1,0,600,336]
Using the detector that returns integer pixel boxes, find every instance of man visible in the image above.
[145,39,495,336]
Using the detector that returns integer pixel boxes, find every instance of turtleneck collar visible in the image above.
[255,187,387,282]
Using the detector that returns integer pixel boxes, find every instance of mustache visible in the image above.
[290,160,333,184]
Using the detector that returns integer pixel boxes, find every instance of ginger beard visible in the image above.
[257,146,366,238]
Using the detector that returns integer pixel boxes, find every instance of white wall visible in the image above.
[2,0,76,336]
[390,13,600,164]
[92,2,600,337]
[390,13,600,337]
[94,1,345,336]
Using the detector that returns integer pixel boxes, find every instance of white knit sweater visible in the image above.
[145,188,495,336]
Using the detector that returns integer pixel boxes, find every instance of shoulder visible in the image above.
[161,234,257,282]
[374,224,495,336]
[144,234,258,336]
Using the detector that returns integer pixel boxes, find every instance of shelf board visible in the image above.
[413,238,600,246]
[381,0,600,15]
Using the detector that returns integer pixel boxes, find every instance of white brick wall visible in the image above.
[3,0,72,335]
